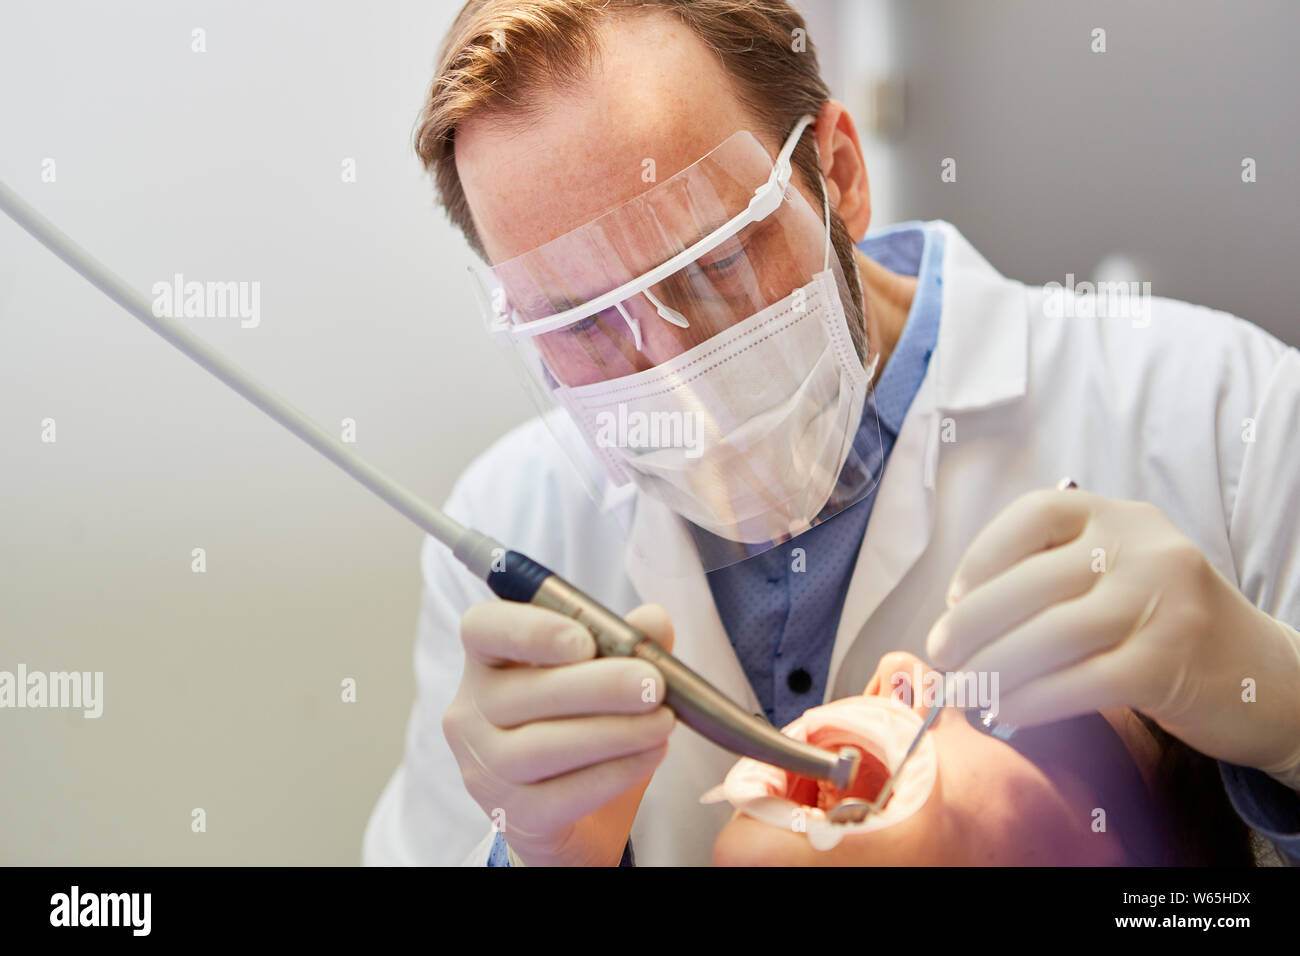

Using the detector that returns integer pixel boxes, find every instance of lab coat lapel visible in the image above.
[827,366,940,690]
[621,489,759,865]
[826,220,1030,693]
[622,491,759,714]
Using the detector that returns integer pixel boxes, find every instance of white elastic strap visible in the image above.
[814,136,832,272]
[812,138,875,377]
[821,177,832,272]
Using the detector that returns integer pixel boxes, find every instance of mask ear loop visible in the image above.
[813,136,878,379]
[817,188,831,271]
[813,139,832,271]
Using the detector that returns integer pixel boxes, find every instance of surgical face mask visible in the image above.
[552,257,876,548]
[470,114,883,572]
[700,695,938,851]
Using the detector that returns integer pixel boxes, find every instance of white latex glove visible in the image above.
[926,488,1300,789]
[443,601,676,866]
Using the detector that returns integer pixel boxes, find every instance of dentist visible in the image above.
[365,0,1300,866]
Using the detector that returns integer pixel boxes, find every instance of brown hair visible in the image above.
[1135,714,1255,866]
[414,0,866,351]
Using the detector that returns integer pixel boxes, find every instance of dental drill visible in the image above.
[0,180,861,793]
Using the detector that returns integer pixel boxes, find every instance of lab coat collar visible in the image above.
[824,220,1029,685]
[926,220,1028,413]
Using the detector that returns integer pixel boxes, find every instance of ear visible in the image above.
[813,100,871,241]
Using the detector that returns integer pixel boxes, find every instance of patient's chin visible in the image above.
[712,813,815,867]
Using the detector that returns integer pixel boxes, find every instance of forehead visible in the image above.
[455,10,768,264]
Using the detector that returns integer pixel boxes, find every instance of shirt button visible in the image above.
[787,668,812,694]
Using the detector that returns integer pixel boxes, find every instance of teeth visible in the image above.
[816,779,838,810]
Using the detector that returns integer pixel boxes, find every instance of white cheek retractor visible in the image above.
[700,695,938,851]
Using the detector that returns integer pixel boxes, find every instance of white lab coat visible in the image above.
[363,220,1300,866]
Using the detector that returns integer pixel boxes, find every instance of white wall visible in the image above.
[0,0,532,864]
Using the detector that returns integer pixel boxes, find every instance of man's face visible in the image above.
[712,652,1163,866]
[455,11,834,387]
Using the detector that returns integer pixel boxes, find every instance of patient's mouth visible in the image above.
[700,694,938,847]
[785,735,893,811]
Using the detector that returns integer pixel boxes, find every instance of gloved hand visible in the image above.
[443,601,676,866]
[926,488,1300,789]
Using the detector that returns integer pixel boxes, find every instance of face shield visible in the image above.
[469,115,883,572]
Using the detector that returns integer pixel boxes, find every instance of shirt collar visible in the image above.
[855,221,945,435]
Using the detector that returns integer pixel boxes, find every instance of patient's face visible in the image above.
[712,652,1159,866]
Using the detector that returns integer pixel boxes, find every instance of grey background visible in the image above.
[1,0,1294,865]
[812,0,1298,344]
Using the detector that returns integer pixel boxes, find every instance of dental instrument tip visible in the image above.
[827,798,872,825]
[831,745,861,791]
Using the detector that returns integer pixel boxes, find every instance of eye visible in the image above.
[564,314,601,336]
[700,246,745,275]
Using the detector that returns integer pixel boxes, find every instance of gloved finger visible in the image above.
[483,708,677,785]
[461,601,596,666]
[625,603,675,655]
[991,648,1140,729]
[956,585,1141,698]
[928,538,1099,670]
[475,656,667,726]
[503,743,669,840]
[946,488,1095,605]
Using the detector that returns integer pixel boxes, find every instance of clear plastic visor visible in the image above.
[467,118,884,575]
[471,122,842,386]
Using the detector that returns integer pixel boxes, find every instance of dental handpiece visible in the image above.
[456,531,860,788]
[0,180,860,793]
